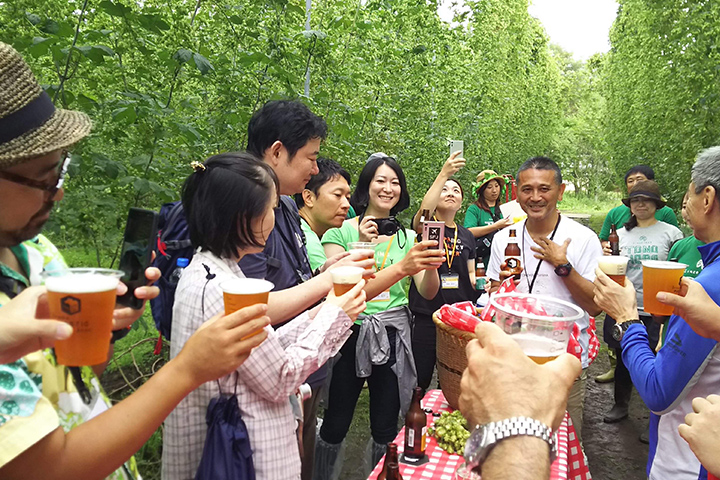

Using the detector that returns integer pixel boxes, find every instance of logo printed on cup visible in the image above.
[61,296,81,315]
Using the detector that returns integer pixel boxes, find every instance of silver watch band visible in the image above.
[488,416,555,449]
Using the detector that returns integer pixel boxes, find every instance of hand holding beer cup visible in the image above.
[593,267,639,321]
[220,278,274,339]
[42,268,124,366]
[326,278,367,322]
[176,304,271,385]
[330,266,364,296]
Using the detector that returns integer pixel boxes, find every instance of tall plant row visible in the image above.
[602,0,720,205]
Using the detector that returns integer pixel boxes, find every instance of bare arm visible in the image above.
[481,436,551,480]
[468,259,476,288]
[0,306,270,480]
[412,267,440,300]
[467,221,511,239]
[411,151,465,231]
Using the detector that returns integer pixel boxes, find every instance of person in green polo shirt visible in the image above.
[599,165,678,243]
[296,158,353,271]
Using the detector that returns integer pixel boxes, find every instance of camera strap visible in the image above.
[378,236,394,271]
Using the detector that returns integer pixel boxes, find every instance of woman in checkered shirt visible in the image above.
[162,153,367,479]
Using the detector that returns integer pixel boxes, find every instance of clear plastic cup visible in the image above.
[598,255,630,285]
[489,293,583,364]
[642,260,687,316]
[330,266,364,296]
[43,268,124,366]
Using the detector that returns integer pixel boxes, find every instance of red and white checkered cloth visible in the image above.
[479,278,600,365]
[368,390,592,480]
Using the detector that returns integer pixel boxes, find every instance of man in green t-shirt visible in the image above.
[599,165,679,243]
[295,158,352,271]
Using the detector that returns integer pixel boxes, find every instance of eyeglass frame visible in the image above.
[0,152,70,198]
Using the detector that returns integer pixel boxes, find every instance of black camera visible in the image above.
[374,217,402,236]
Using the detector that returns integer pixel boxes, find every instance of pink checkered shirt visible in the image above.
[162,251,352,479]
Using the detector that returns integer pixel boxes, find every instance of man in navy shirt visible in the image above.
[240,100,353,480]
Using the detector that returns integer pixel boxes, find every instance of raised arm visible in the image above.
[411,151,465,231]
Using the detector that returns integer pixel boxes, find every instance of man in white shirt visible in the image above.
[487,156,603,440]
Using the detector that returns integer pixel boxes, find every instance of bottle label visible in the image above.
[421,426,427,451]
[406,428,415,448]
[506,256,521,270]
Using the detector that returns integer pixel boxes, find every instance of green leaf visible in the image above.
[25,13,41,25]
[93,45,116,57]
[228,15,243,24]
[133,178,151,194]
[112,106,136,124]
[40,19,60,35]
[192,52,214,74]
[173,48,192,64]
[99,1,129,17]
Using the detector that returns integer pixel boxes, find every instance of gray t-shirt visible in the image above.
[619,221,684,309]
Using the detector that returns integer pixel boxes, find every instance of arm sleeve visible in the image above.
[598,213,612,241]
[321,224,351,249]
[621,319,718,413]
[571,233,603,282]
[236,303,352,403]
[660,206,679,227]
[464,204,482,228]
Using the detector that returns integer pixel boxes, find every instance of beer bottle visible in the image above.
[609,223,620,256]
[404,387,427,459]
[386,463,401,480]
[475,259,486,290]
[377,443,403,480]
[504,229,522,280]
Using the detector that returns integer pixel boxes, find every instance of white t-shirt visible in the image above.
[618,221,684,310]
[487,215,603,368]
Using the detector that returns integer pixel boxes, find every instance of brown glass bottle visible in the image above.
[403,387,427,459]
[609,223,620,256]
[377,443,403,480]
[385,462,401,480]
[504,228,522,280]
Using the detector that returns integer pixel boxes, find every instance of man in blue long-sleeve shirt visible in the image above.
[594,145,720,480]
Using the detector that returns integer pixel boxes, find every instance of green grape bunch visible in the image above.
[427,410,471,455]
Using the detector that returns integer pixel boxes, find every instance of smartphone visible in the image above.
[117,208,159,309]
[449,139,463,157]
[422,220,445,245]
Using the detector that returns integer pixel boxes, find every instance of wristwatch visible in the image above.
[612,319,644,342]
[554,262,573,277]
[464,416,557,471]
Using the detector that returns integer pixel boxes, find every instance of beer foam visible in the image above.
[642,260,688,270]
[330,266,364,284]
[598,256,629,274]
[45,273,119,293]
[220,278,274,295]
[511,332,565,356]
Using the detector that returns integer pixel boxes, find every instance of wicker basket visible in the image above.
[432,309,476,410]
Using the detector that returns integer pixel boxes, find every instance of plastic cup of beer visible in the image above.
[42,268,124,366]
[489,293,584,364]
[220,278,274,339]
[348,241,376,272]
[642,260,687,316]
[598,256,630,285]
[330,266,364,296]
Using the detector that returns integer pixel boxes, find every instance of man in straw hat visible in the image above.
[593,146,720,479]
[0,42,271,479]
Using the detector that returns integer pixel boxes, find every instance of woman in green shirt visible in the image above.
[316,155,443,478]
[464,169,513,268]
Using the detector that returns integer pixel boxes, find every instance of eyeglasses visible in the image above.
[0,153,70,198]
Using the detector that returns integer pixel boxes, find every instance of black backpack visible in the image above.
[150,201,193,341]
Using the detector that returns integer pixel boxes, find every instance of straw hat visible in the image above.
[472,169,505,197]
[0,42,91,168]
[622,179,666,209]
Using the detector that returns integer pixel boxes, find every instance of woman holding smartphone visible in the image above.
[316,154,443,478]
[162,153,367,480]
[409,153,478,393]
